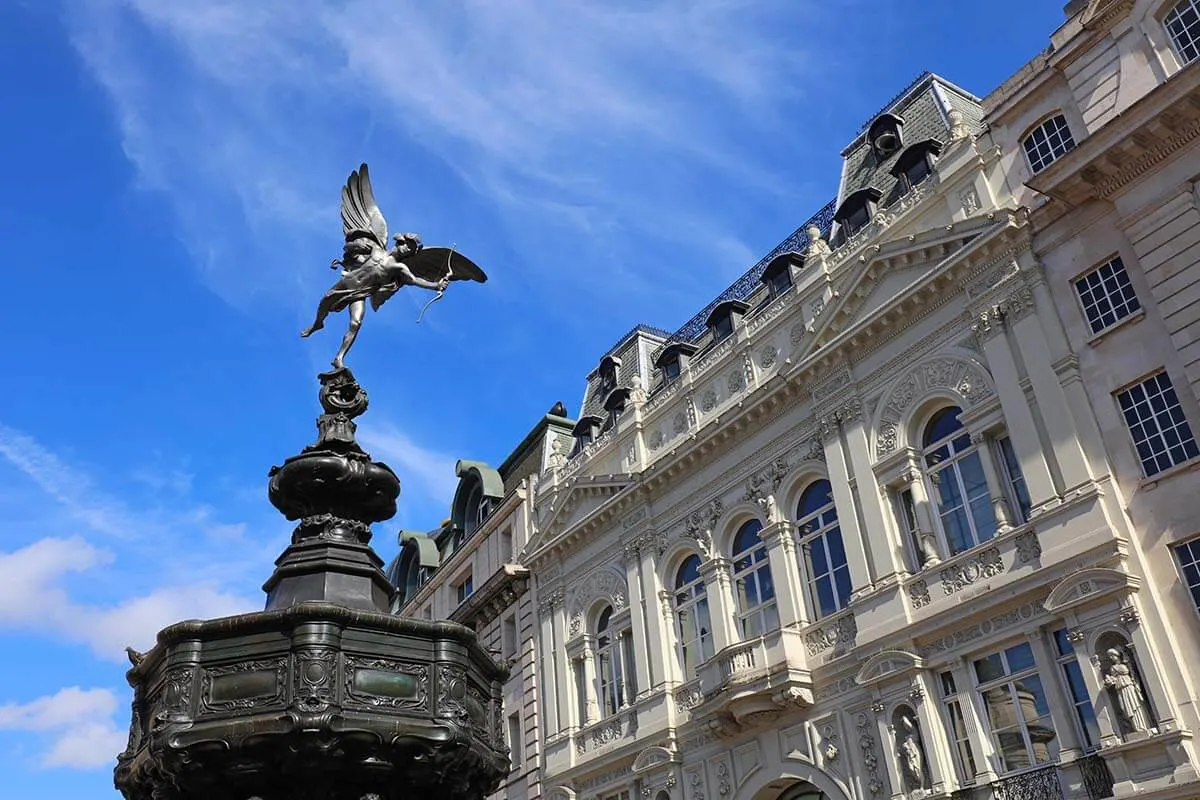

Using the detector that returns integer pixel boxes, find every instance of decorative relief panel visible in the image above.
[568,567,628,636]
[875,356,994,457]
[708,755,734,797]
[684,763,708,800]
[856,711,887,795]
[343,655,429,711]
[1014,530,1042,564]
[907,580,931,609]
[919,599,1044,658]
[939,547,1003,595]
[805,613,857,657]
[200,658,286,716]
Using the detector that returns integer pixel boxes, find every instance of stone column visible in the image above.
[537,600,560,734]
[578,639,600,724]
[842,404,905,582]
[973,308,1058,511]
[900,468,943,566]
[951,656,998,786]
[1005,287,1093,491]
[760,519,808,627]
[820,417,874,592]
[874,706,905,800]
[1067,629,1121,747]
[636,541,671,689]
[970,431,1013,533]
[1028,629,1083,757]
[656,588,681,685]
[621,541,654,699]
[700,556,740,649]
[551,600,576,730]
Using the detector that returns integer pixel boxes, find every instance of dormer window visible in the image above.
[655,341,698,384]
[705,300,750,344]
[833,187,883,237]
[891,139,943,192]
[603,387,632,431]
[868,113,904,161]
[571,415,603,455]
[761,252,800,298]
[596,355,621,398]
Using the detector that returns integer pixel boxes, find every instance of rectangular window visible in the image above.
[1173,538,1200,614]
[662,359,681,383]
[1053,628,1100,750]
[712,314,734,343]
[503,614,518,660]
[974,642,1060,773]
[1074,256,1141,335]
[455,573,474,605]
[767,268,792,298]
[1167,0,1200,65]
[1116,372,1200,476]
[507,712,522,772]
[939,670,978,783]
[997,437,1032,523]
[500,528,514,563]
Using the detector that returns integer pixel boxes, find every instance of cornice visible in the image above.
[448,563,531,629]
[1026,61,1200,205]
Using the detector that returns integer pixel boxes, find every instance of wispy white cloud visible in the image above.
[360,422,459,521]
[0,687,126,770]
[65,0,834,318]
[0,536,254,659]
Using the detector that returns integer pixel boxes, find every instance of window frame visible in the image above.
[455,572,474,605]
[507,711,523,773]
[938,669,979,785]
[595,605,636,717]
[922,407,998,556]
[731,519,779,638]
[972,641,1061,773]
[995,436,1032,525]
[673,554,715,678]
[1114,370,1200,477]
[1072,255,1142,337]
[1165,0,1200,66]
[1052,628,1101,752]
[795,480,853,619]
[1171,535,1200,618]
[1022,114,1077,174]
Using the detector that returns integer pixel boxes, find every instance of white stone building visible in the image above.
[395,2,1200,799]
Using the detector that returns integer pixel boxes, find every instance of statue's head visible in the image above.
[393,233,422,254]
[1106,647,1123,663]
[806,224,822,241]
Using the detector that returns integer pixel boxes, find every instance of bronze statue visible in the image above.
[302,163,487,369]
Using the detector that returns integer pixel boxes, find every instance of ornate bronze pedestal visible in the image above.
[114,369,509,800]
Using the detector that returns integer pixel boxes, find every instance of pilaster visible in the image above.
[1005,287,1093,491]
[820,416,874,593]
[973,307,1059,511]
[699,556,739,650]
[842,402,905,582]
[637,542,671,690]
[621,540,654,698]
[971,431,1013,533]
[760,520,808,627]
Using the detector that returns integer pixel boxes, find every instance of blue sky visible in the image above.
[0,0,1066,795]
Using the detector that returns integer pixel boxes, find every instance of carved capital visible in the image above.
[998,286,1036,322]
[971,306,1005,342]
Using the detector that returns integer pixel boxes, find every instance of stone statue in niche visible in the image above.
[895,711,928,793]
[1102,647,1153,735]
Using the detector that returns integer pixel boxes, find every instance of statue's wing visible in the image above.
[340,163,389,247]
[402,248,489,284]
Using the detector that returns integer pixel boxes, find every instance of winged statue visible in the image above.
[301,163,488,369]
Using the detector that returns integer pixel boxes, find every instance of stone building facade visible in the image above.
[394,2,1200,799]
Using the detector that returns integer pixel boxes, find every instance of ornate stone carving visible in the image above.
[700,389,719,413]
[939,547,1003,595]
[674,411,689,434]
[856,712,886,795]
[876,357,993,456]
[790,322,806,346]
[568,568,628,636]
[948,108,973,142]
[648,429,665,451]
[805,613,857,656]
[758,345,779,369]
[728,370,746,394]
[1015,530,1042,564]
[919,599,1044,657]
[907,580,931,609]
[998,286,1036,322]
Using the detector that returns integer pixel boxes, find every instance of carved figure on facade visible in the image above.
[806,224,832,261]
[893,709,929,794]
[1101,646,1154,735]
[947,108,973,142]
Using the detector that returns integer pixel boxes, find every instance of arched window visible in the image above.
[923,407,997,555]
[731,519,778,637]
[595,605,636,716]
[1166,0,1200,66]
[1023,114,1076,173]
[674,555,714,676]
[796,480,852,619]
